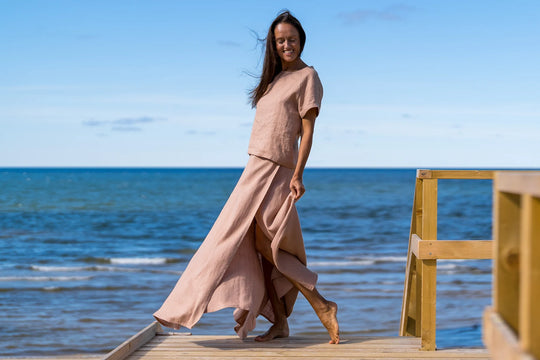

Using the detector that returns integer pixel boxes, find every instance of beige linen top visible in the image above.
[248,66,323,169]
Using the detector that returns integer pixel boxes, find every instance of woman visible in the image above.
[153,10,339,344]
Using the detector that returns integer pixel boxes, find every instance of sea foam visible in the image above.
[0,276,92,282]
[109,257,169,265]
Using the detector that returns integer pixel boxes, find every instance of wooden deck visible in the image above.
[103,321,490,360]
[0,357,101,360]
[124,333,490,360]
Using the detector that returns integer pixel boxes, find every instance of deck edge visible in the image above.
[101,321,162,360]
[483,307,535,360]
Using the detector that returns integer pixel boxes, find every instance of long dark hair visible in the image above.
[249,10,306,107]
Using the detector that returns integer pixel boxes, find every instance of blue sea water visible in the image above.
[0,168,493,356]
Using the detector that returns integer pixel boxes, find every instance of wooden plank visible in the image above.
[414,178,424,237]
[420,178,437,351]
[400,178,422,336]
[128,352,489,359]
[412,237,493,260]
[413,179,424,337]
[127,356,488,359]
[129,352,490,360]
[0,357,101,360]
[421,179,437,243]
[420,259,436,351]
[103,321,162,360]
[493,189,521,333]
[519,194,540,359]
[149,336,421,347]
[126,334,489,359]
[496,171,540,197]
[417,170,494,180]
[483,307,535,360]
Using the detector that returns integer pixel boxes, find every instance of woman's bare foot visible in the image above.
[254,321,289,342]
[317,301,340,344]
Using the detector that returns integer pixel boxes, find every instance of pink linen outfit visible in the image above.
[153,66,324,338]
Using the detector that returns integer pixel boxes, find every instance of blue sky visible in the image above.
[1,1,539,168]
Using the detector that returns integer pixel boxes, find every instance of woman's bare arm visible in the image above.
[290,107,317,200]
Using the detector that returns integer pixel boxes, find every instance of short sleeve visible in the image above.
[297,69,323,119]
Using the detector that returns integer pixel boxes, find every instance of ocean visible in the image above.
[0,168,493,356]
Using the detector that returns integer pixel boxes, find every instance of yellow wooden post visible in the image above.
[420,178,437,350]
[414,178,424,337]
[400,178,423,336]
[483,171,540,359]
[414,256,422,336]
[402,169,496,350]
[519,194,540,358]
[493,187,521,333]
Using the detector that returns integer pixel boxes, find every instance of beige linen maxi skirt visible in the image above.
[153,155,318,338]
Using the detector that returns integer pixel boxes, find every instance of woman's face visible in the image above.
[274,22,301,67]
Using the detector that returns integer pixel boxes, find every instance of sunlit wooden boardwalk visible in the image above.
[105,169,540,360]
[130,335,489,359]
[132,335,490,360]
[104,322,490,360]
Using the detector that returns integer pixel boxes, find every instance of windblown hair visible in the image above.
[249,10,306,108]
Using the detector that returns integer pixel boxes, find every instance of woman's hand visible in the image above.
[290,175,305,201]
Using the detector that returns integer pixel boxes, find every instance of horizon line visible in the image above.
[2,166,537,171]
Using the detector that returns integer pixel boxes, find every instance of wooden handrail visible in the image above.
[483,171,540,360]
[417,169,494,180]
[410,234,492,260]
[400,169,495,350]
[494,171,540,197]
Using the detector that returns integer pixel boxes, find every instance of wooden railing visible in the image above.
[399,169,494,350]
[483,171,540,360]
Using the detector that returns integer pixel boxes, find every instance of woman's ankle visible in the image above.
[275,316,288,327]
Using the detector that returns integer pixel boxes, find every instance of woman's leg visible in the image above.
[254,254,290,341]
[254,224,340,344]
